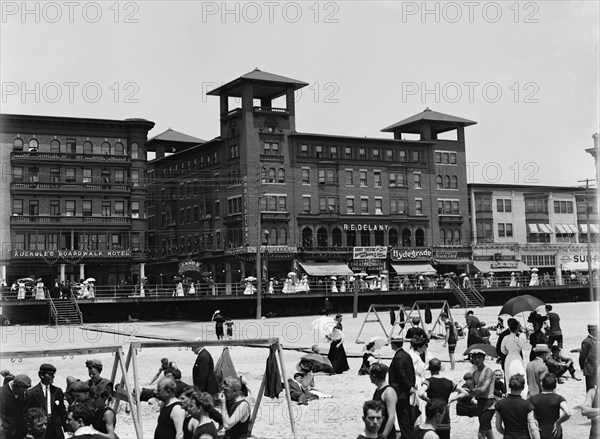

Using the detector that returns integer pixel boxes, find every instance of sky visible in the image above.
[1,0,598,186]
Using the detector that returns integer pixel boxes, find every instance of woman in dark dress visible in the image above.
[358,341,377,375]
[212,310,226,340]
[326,314,349,374]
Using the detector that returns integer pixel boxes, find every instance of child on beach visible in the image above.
[455,372,477,418]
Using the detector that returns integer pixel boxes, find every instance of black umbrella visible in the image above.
[499,294,545,317]
[463,343,498,358]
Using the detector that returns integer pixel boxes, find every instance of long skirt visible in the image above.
[327,341,349,374]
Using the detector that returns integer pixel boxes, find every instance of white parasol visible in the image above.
[531,268,539,272]
[85,277,96,283]
[245,276,257,282]
[310,315,336,342]
[330,276,337,280]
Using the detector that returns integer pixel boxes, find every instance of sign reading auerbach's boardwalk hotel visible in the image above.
[13,249,131,258]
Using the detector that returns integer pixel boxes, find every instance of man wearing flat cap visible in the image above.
[579,323,598,391]
[24,363,67,439]
[0,373,31,439]
[526,345,549,397]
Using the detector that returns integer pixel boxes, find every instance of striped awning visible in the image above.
[528,224,553,234]
[579,224,600,234]
[555,224,578,234]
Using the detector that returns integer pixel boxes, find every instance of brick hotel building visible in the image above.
[144,69,475,288]
[0,114,155,286]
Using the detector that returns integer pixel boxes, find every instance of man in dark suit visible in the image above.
[388,337,415,439]
[24,363,67,439]
[287,372,318,405]
[0,374,32,439]
[192,345,219,395]
[579,323,598,391]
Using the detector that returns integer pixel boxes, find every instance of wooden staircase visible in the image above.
[449,279,485,308]
[49,295,83,325]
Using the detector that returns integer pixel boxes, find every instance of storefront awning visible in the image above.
[391,263,437,275]
[579,224,600,234]
[472,261,531,273]
[556,224,577,234]
[298,262,353,276]
[562,261,599,271]
[528,224,553,234]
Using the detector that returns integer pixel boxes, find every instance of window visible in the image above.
[358,148,366,160]
[302,196,311,213]
[318,169,325,183]
[82,200,92,216]
[229,145,239,159]
[319,197,327,212]
[436,175,443,189]
[525,198,548,213]
[386,149,393,161]
[475,195,492,212]
[114,201,124,217]
[48,234,58,251]
[451,176,458,189]
[359,171,367,187]
[66,138,76,154]
[498,223,505,237]
[277,169,285,183]
[278,196,287,211]
[101,169,111,184]
[346,197,355,214]
[83,169,92,183]
[65,200,75,216]
[506,223,513,237]
[131,170,139,186]
[327,197,337,212]
[375,198,383,214]
[132,201,140,218]
[435,152,442,163]
[554,200,573,214]
[264,142,279,155]
[28,138,39,152]
[330,146,338,158]
[444,175,450,189]
[50,168,60,183]
[13,167,23,182]
[399,150,406,162]
[372,149,380,160]
[187,207,192,223]
[215,200,220,217]
[412,151,420,162]
[315,145,323,158]
[180,209,185,224]
[65,168,75,183]
[390,199,407,214]
[29,167,39,183]
[101,142,111,155]
[50,200,60,216]
[111,234,121,249]
[13,199,23,215]
[326,169,335,183]
[13,138,23,151]
[360,198,368,214]
[29,234,44,251]
[102,201,111,217]
[345,170,353,186]
[415,199,423,215]
[344,147,352,159]
[114,142,124,155]
[300,144,308,157]
[414,172,422,189]
[497,199,512,212]
[83,141,93,155]
[15,234,25,250]
[374,171,382,187]
[50,139,60,153]
[115,170,125,183]
[476,222,493,239]
[442,152,449,164]
[302,168,310,184]
[449,153,457,164]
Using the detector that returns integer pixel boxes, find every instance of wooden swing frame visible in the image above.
[389,300,454,339]
[354,303,407,344]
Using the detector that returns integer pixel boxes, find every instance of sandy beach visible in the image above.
[1,301,598,438]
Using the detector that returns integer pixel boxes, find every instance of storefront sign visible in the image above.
[390,247,433,261]
[343,224,389,232]
[225,245,298,255]
[353,246,387,259]
[178,260,201,274]
[490,261,518,269]
[350,261,386,270]
[13,249,131,258]
[558,253,599,264]
[433,250,472,260]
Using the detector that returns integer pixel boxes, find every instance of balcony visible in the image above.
[10,215,131,225]
[438,215,464,224]
[11,151,130,163]
[11,182,131,194]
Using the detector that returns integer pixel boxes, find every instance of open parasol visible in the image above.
[85,277,96,283]
[310,315,336,341]
[245,276,257,282]
[463,343,498,358]
[499,294,545,317]
[364,336,387,351]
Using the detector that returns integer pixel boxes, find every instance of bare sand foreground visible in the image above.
[1,301,598,439]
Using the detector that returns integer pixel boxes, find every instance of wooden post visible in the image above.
[116,346,143,438]
[248,370,267,436]
[277,342,298,439]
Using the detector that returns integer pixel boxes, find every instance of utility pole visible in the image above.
[578,178,596,302]
[255,164,266,319]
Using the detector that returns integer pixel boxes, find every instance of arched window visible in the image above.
[453,229,461,245]
[332,227,342,246]
[317,227,328,247]
[50,139,60,153]
[402,228,412,247]
[346,230,356,247]
[101,142,111,155]
[277,169,285,183]
[268,168,276,183]
[279,228,287,245]
[13,138,23,150]
[130,143,139,159]
[360,230,370,246]
[444,175,451,189]
[28,139,39,152]
[114,142,124,155]
[440,229,446,245]
[83,141,93,154]
[389,228,399,246]
[302,227,313,248]
[436,175,443,189]
[415,228,425,246]
[374,230,384,246]
[268,227,278,245]
[451,176,458,189]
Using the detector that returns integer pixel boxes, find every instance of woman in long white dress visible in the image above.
[501,318,529,395]
[175,281,184,296]
[17,281,26,300]
[509,272,518,287]
[331,279,338,293]
[35,280,45,300]
[408,337,429,423]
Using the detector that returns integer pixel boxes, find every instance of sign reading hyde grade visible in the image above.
[390,247,433,262]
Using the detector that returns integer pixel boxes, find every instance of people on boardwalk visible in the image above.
[326,314,349,374]
[35,279,45,300]
[495,373,540,439]
[579,323,598,391]
[529,373,571,439]
[212,311,226,341]
[501,318,528,392]
[368,363,397,439]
